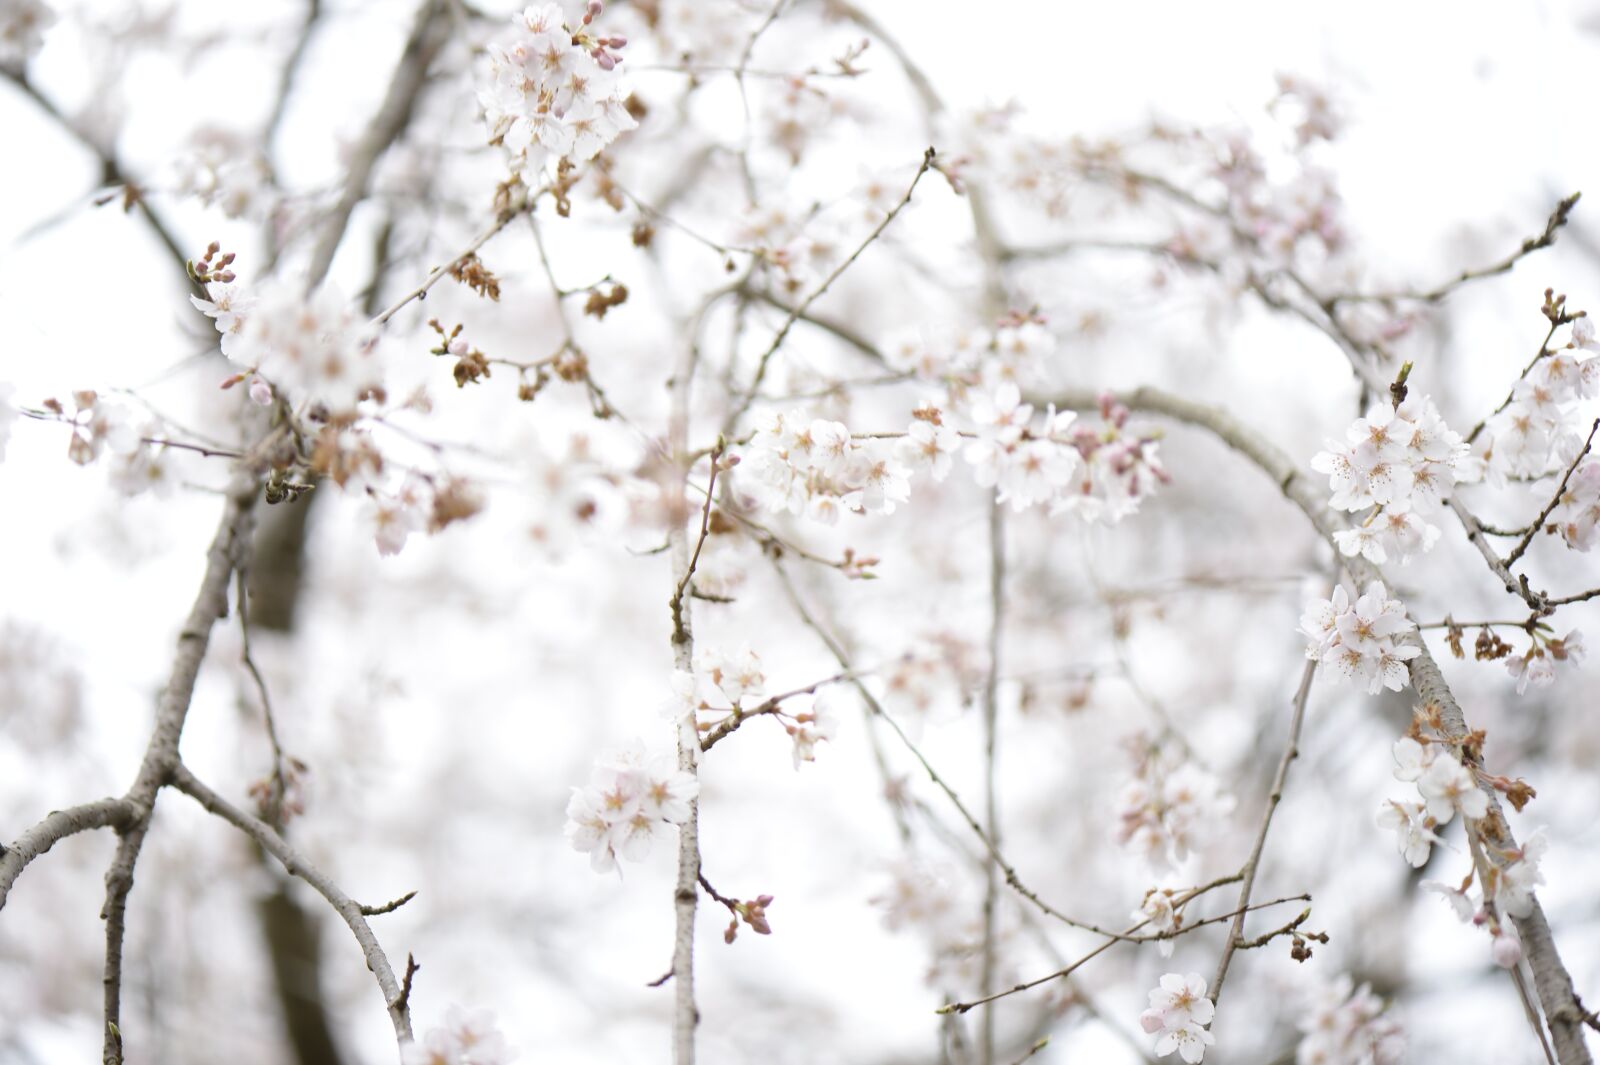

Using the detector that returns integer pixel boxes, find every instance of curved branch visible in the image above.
[0,799,134,910]
[168,764,414,1047]
[1042,385,1594,1065]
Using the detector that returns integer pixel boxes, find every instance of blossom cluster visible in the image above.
[1419,829,1547,970]
[739,408,912,522]
[1505,628,1585,694]
[1294,975,1403,1065]
[739,388,1165,525]
[1472,321,1599,484]
[1116,736,1234,872]
[1311,396,1466,565]
[665,646,841,768]
[0,0,54,67]
[1375,733,1488,868]
[564,742,697,873]
[403,1006,516,1065]
[1299,582,1418,694]
[1139,972,1215,1063]
[193,278,380,411]
[1549,455,1600,552]
[478,3,638,174]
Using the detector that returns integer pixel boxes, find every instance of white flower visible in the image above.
[1506,651,1551,693]
[402,1005,516,1065]
[1496,829,1547,918]
[1375,800,1436,867]
[697,644,765,704]
[1417,756,1487,823]
[1572,316,1598,351]
[108,441,178,498]
[479,5,637,172]
[1303,582,1418,694]
[789,689,840,768]
[997,438,1078,511]
[1298,585,1350,658]
[0,0,55,67]
[191,284,255,360]
[1421,879,1476,921]
[1312,398,1462,564]
[895,417,960,481]
[1135,889,1180,958]
[233,279,380,410]
[1295,975,1404,1065]
[564,743,698,873]
[1391,737,1432,782]
[1141,973,1216,1063]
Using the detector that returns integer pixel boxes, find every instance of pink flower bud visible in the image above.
[594,49,615,71]
[607,34,627,48]
[1492,926,1522,968]
[249,379,274,406]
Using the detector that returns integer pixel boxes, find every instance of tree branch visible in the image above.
[168,764,414,1047]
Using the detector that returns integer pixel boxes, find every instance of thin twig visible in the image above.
[1209,654,1318,1004]
[725,148,936,432]
[169,765,414,1045]
[979,496,1005,1065]
[1505,418,1600,568]
[768,554,1179,942]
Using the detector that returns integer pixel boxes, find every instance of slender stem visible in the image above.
[1209,654,1318,1004]
[979,495,1005,1065]
[665,263,705,1065]
[1506,418,1600,569]
[169,765,413,1045]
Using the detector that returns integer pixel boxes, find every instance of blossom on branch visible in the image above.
[479,3,638,173]
[402,1006,516,1065]
[1300,582,1419,694]
[1312,396,1464,564]
[1140,972,1215,1063]
[564,742,697,873]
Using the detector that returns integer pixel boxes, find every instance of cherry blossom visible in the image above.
[894,415,960,481]
[1301,582,1419,694]
[479,4,637,173]
[1375,800,1437,867]
[787,689,840,769]
[1312,396,1464,564]
[1294,975,1404,1065]
[1117,743,1235,871]
[564,743,698,873]
[227,279,381,411]
[1496,828,1547,918]
[696,644,766,706]
[1135,888,1181,958]
[1416,756,1488,824]
[1140,972,1216,1063]
[190,284,255,360]
[402,1006,516,1065]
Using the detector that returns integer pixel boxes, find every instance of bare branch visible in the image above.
[169,764,414,1047]
[0,799,134,911]
[307,0,452,288]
